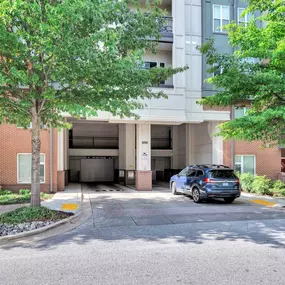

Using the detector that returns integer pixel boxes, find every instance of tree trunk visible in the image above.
[31,108,41,207]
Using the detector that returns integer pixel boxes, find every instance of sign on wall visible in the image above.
[128,171,135,179]
[141,152,149,170]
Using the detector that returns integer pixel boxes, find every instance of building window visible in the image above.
[213,5,230,32]
[234,107,249,118]
[17,153,45,183]
[238,8,253,25]
[17,122,32,129]
[213,63,224,77]
[235,155,255,175]
[143,61,158,69]
[17,122,47,129]
[143,61,167,85]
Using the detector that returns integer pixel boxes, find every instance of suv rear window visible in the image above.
[209,170,237,179]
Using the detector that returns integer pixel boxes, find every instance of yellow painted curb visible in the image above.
[250,199,277,207]
[61,203,78,211]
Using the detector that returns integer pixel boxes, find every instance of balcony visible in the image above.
[151,137,172,150]
[159,17,173,43]
[69,136,119,149]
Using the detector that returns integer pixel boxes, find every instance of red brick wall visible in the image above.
[0,124,58,193]
[224,140,281,179]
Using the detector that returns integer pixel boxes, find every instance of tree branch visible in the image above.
[274,93,285,103]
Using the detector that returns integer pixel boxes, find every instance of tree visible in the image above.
[0,0,185,206]
[198,0,285,146]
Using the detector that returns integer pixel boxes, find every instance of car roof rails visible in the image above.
[189,164,231,169]
[208,164,231,169]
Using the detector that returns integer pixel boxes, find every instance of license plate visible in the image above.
[223,183,229,186]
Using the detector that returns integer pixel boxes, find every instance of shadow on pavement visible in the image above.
[1,192,285,251]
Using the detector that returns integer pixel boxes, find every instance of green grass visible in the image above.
[0,206,72,225]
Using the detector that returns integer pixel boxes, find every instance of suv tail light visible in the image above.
[204,178,216,183]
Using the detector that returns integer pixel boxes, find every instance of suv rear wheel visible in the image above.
[224,197,235,204]
[192,188,201,203]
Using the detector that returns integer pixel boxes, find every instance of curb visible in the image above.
[0,188,89,242]
[0,210,82,242]
[240,194,285,209]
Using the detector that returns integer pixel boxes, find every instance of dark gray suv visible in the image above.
[170,164,241,203]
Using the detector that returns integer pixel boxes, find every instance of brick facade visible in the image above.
[204,106,282,179]
[224,140,282,179]
[0,124,58,193]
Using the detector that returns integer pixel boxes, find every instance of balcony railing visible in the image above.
[159,17,173,42]
[151,138,172,150]
[69,136,119,149]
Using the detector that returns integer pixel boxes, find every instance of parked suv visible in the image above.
[170,164,240,203]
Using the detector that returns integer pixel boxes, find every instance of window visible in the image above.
[17,122,47,129]
[209,170,237,179]
[234,107,249,119]
[187,170,197,177]
[235,155,255,175]
[143,61,157,69]
[179,167,189,176]
[143,61,167,85]
[213,5,230,32]
[17,122,32,129]
[213,63,224,77]
[238,8,253,25]
[196,170,204,177]
[17,154,45,183]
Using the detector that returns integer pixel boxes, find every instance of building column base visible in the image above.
[57,171,65,191]
[135,171,152,191]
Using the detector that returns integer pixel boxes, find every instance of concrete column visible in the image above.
[186,124,195,166]
[64,129,69,185]
[119,124,135,185]
[57,129,65,191]
[172,126,180,170]
[172,124,187,172]
[209,121,224,165]
[136,124,152,190]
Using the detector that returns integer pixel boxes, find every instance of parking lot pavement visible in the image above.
[84,183,285,228]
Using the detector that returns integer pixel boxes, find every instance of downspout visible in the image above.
[50,127,53,193]
[231,0,237,169]
[231,106,235,169]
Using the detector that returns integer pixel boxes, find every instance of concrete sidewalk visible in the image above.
[0,184,81,215]
[42,183,82,214]
[240,192,285,208]
[0,204,28,214]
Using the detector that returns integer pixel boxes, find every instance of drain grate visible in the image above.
[94,189,124,192]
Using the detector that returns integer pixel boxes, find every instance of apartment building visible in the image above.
[0,0,283,193]
[202,0,283,180]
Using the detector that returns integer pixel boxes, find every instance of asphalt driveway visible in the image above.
[83,183,285,228]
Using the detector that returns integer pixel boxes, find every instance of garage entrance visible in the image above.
[69,156,116,183]
[81,158,114,182]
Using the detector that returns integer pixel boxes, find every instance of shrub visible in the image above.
[0,194,30,205]
[251,176,272,195]
[0,206,72,225]
[40,192,52,200]
[239,173,255,192]
[271,180,285,197]
[0,190,12,195]
[19,189,31,196]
